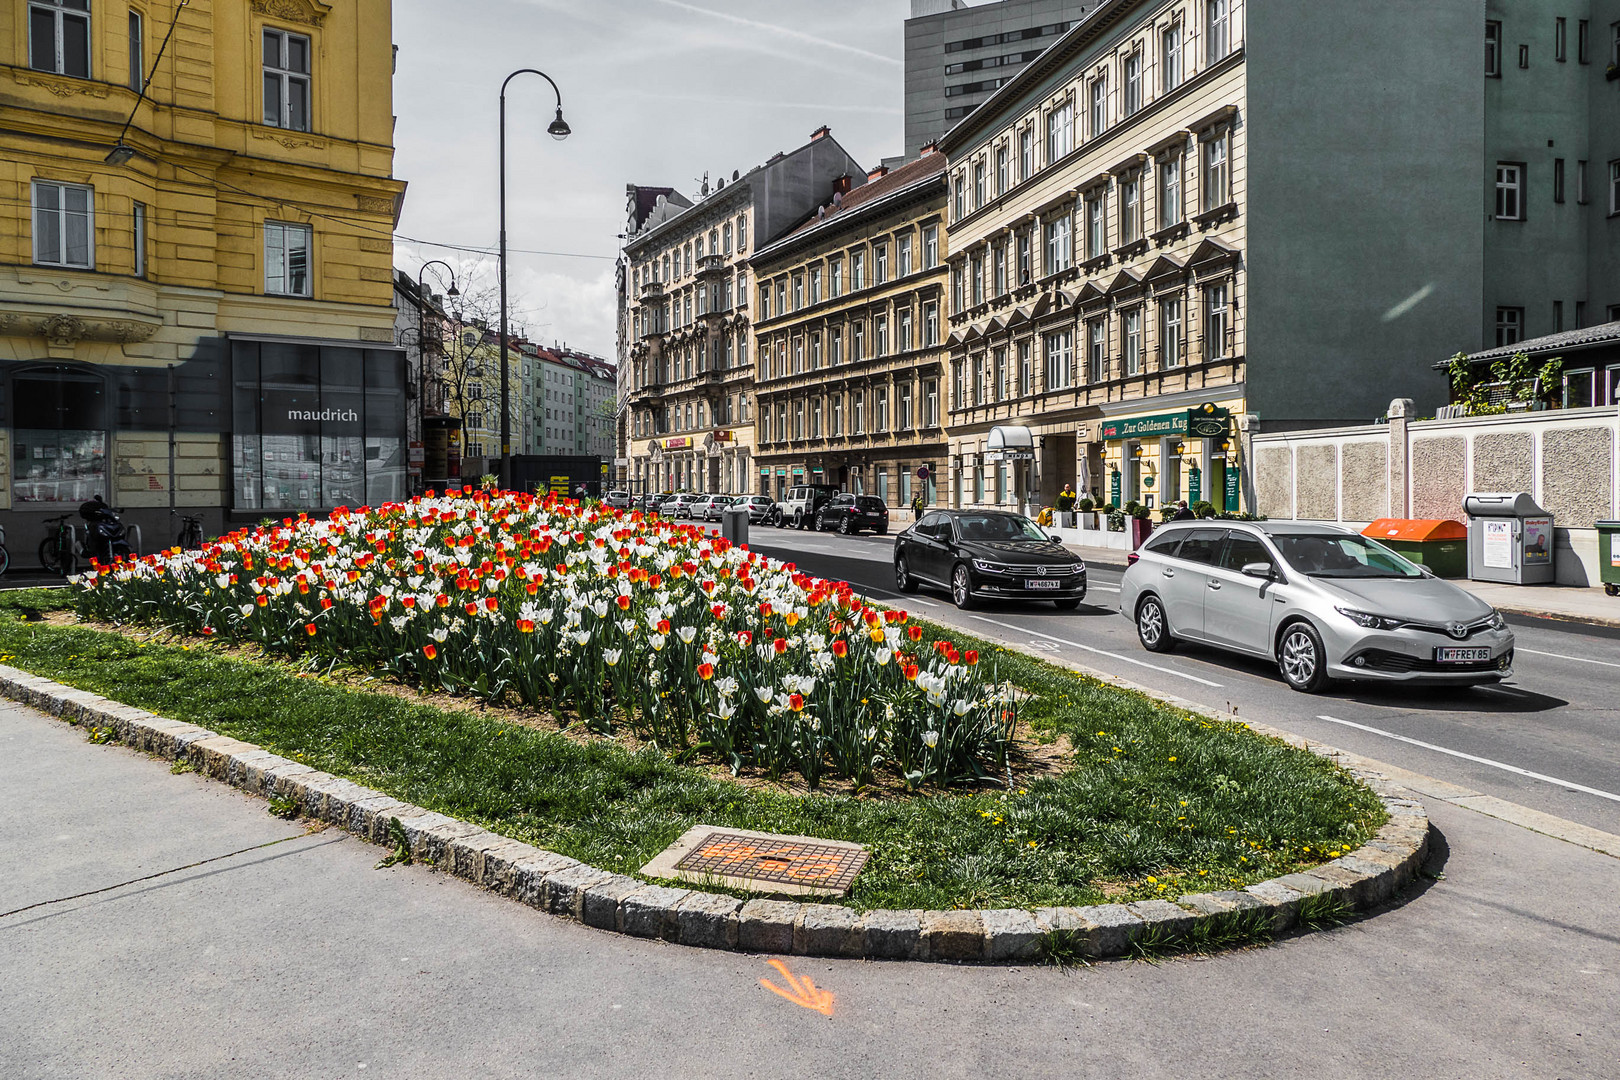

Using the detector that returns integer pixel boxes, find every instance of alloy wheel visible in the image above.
[1280,628,1319,688]
[951,565,975,609]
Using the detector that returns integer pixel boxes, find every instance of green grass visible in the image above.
[0,588,1384,911]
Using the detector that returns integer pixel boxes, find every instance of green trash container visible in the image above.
[1362,519,1469,578]
[1597,521,1620,597]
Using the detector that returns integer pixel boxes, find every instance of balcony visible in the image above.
[639,280,665,302]
[696,253,726,277]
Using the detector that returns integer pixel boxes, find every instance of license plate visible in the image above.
[1436,646,1491,663]
[1025,579,1060,590]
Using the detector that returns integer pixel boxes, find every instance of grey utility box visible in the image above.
[720,503,749,547]
[1464,492,1555,584]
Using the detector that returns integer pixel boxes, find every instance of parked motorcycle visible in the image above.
[79,496,136,563]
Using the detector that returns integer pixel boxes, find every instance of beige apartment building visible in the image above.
[620,129,865,495]
[940,0,1247,514]
[750,152,950,506]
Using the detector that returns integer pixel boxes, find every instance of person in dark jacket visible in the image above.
[1170,499,1195,521]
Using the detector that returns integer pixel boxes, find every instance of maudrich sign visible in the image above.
[287,408,359,423]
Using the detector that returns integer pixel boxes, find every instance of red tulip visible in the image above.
[697,662,715,681]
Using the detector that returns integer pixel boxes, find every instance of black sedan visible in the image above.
[893,510,1087,610]
[815,494,890,535]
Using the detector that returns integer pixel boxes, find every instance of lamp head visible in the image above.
[547,107,571,141]
[446,283,460,297]
[104,144,137,166]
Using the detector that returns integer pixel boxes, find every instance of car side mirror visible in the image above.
[1241,562,1275,580]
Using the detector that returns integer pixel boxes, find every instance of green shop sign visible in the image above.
[1099,404,1230,441]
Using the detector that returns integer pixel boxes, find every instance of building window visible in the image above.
[29,0,91,78]
[1088,76,1107,140]
[1202,132,1230,211]
[1494,307,1523,347]
[1518,43,1529,68]
[1123,309,1143,375]
[265,221,312,296]
[972,254,985,304]
[1046,98,1073,162]
[133,200,146,277]
[923,301,939,346]
[952,265,964,312]
[1495,162,1524,220]
[1554,300,1564,333]
[898,309,913,351]
[1205,283,1230,357]
[923,378,939,426]
[852,322,864,361]
[1162,21,1183,92]
[129,9,144,90]
[923,225,939,269]
[875,244,889,284]
[875,387,888,432]
[1554,158,1565,204]
[32,180,94,269]
[1556,17,1567,62]
[992,346,1007,400]
[1043,215,1071,273]
[897,234,913,277]
[1086,194,1107,260]
[1159,153,1183,228]
[1018,340,1033,396]
[974,160,987,208]
[1206,0,1231,63]
[953,174,966,219]
[851,250,865,290]
[875,315,889,356]
[1577,19,1589,63]
[12,371,107,504]
[263,28,312,132]
[1019,127,1034,180]
[1161,297,1183,368]
[898,383,913,430]
[971,353,984,406]
[1044,330,1073,391]
[810,266,823,304]
[1123,50,1143,116]
[853,392,865,434]
[1087,318,1106,382]
[1485,21,1501,75]
[993,243,1006,295]
[1017,230,1032,285]
[995,145,1009,195]
[1120,174,1142,244]
[1609,159,1620,215]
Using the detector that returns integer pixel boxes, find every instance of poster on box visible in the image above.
[1482,519,1513,569]
[1522,517,1552,564]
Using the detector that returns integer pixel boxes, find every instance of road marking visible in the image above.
[967,615,1224,687]
[1517,647,1620,670]
[759,959,834,1016]
[1090,584,1121,593]
[1316,714,1620,804]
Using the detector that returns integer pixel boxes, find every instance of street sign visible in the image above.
[917,466,930,479]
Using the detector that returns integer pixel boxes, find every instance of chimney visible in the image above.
[918,141,939,157]
[833,173,855,197]
[867,164,889,183]
[809,125,831,141]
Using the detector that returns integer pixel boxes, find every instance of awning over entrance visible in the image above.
[984,424,1035,462]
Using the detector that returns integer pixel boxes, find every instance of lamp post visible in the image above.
[414,261,458,493]
[497,68,571,490]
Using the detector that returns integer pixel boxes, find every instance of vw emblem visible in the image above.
[1447,622,1468,639]
[1037,566,1047,576]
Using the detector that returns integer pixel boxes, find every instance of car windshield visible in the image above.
[954,514,1049,542]
[1271,534,1423,578]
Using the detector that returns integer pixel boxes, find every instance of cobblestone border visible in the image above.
[0,664,1430,963]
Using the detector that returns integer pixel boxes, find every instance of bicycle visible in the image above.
[177,514,204,550]
[39,514,78,576]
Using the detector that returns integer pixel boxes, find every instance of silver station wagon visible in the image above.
[1118,521,1515,692]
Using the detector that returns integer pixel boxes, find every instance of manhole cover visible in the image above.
[640,825,869,897]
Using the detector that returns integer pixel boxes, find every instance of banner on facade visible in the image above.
[1098,404,1230,442]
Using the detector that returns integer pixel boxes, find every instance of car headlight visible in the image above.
[1486,611,1506,631]
[1069,563,1086,575]
[972,559,1003,573]
[1336,607,1404,631]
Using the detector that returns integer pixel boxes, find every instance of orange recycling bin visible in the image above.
[1362,519,1467,577]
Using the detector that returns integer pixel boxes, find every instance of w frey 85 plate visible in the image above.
[1436,646,1492,663]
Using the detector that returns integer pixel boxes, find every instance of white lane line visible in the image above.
[1090,584,1121,593]
[1316,714,1620,805]
[859,588,938,608]
[1517,647,1620,670]
[967,614,1224,688]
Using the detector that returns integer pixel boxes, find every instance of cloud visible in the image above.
[646,0,902,66]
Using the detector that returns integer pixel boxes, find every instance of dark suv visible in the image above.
[893,509,1087,610]
[816,494,890,535]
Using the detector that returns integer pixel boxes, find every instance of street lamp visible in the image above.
[497,67,570,491]
[414,260,458,492]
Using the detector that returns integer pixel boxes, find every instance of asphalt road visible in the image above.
[730,522,1620,838]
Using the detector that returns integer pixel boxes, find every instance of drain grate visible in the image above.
[642,825,870,897]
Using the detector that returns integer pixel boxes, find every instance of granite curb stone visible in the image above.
[0,665,1433,965]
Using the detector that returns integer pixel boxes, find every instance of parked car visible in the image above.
[666,493,703,519]
[737,494,777,524]
[1118,521,1515,693]
[698,493,736,522]
[815,494,890,535]
[605,490,632,510]
[893,510,1086,610]
[645,492,677,516]
[774,484,841,529]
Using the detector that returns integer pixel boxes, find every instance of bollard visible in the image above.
[721,503,749,547]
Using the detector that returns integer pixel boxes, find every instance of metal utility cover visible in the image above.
[640,825,869,898]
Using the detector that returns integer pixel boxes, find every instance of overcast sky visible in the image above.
[391,0,913,360]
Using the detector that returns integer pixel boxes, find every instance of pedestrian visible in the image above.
[1171,499,1195,521]
[911,490,925,520]
[1055,484,1076,513]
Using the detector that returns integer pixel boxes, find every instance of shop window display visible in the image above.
[12,371,107,504]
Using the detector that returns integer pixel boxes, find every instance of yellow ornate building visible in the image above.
[0,0,405,548]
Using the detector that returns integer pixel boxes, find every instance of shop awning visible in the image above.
[984,424,1035,462]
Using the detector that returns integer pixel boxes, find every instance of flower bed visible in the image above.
[73,491,1015,789]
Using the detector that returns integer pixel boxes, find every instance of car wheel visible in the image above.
[1053,598,1081,610]
[950,563,976,610]
[1136,595,1175,653]
[838,516,852,535]
[773,509,784,528]
[1278,621,1331,693]
[895,554,919,594]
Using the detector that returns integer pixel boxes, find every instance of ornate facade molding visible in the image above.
[249,0,332,27]
[0,312,160,347]
[10,69,112,98]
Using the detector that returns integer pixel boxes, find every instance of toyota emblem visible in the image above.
[1038,566,1047,576]
[1447,622,1468,639]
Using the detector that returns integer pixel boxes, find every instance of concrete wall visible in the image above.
[1254,403,1620,586]
[1244,0,1480,426]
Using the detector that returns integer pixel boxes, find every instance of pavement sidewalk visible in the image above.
[1062,540,1620,628]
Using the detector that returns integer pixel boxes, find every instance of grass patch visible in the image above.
[0,588,1384,911]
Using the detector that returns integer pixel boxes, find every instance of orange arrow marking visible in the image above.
[759,958,835,1016]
